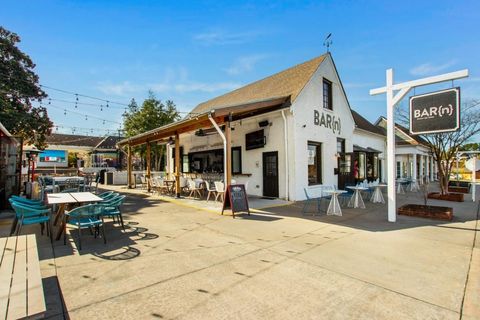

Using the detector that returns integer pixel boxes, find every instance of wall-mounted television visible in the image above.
[245,129,265,150]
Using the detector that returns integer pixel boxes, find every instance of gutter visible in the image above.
[281,110,289,200]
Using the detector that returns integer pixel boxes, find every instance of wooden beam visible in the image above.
[127,145,132,188]
[146,142,151,192]
[174,132,181,197]
[225,122,232,187]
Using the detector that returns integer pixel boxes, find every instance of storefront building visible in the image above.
[376,117,435,182]
[0,122,20,208]
[119,53,390,201]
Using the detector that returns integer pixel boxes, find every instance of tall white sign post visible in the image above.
[370,69,469,222]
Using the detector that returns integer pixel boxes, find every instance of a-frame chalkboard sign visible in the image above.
[222,184,250,218]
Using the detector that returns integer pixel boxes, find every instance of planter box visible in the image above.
[398,204,453,221]
[427,192,464,202]
[448,186,469,194]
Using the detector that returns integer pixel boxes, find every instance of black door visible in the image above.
[263,151,279,198]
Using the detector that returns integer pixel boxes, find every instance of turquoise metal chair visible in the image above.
[99,191,119,200]
[99,195,126,230]
[10,195,45,207]
[9,201,52,239]
[64,204,106,250]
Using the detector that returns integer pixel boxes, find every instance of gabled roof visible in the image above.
[46,133,104,148]
[352,110,385,136]
[190,53,328,115]
[375,117,429,146]
[94,135,124,150]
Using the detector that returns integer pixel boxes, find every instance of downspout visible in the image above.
[208,112,227,184]
[281,110,289,201]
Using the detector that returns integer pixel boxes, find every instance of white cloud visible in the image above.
[224,54,268,75]
[97,81,143,96]
[97,80,242,96]
[410,60,457,76]
[193,30,259,45]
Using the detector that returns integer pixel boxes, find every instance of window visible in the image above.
[232,147,242,174]
[396,161,401,178]
[182,155,189,173]
[308,142,322,185]
[336,138,345,153]
[323,78,333,110]
[373,155,378,177]
[358,153,366,180]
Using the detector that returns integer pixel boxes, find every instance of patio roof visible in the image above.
[117,95,291,147]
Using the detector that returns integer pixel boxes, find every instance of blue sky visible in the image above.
[1,0,479,136]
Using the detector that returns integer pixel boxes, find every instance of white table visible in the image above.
[409,179,419,192]
[69,192,103,203]
[346,186,368,209]
[370,184,387,203]
[324,189,347,216]
[46,193,76,205]
[47,192,102,240]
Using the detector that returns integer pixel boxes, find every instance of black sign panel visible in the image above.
[409,88,460,135]
[222,184,250,218]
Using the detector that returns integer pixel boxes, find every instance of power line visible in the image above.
[47,103,123,125]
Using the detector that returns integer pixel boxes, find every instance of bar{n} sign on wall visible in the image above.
[409,87,460,135]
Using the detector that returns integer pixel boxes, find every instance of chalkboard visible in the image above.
[222,184,250,218]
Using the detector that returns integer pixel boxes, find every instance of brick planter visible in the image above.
[448,186,469,194]
[398,204,453,221]
[427,192,464,202]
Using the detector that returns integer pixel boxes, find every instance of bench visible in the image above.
[0,234,46,319]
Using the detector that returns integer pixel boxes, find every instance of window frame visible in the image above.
[231,146,242,174]
[323,78,333,110]
[307,141,323,186]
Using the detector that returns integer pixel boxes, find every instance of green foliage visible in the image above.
[0,26,53,149]
[123,93,180,137]
[459,142,479,151]
[122,92,180,170]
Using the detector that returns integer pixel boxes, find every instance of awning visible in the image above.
[117,96,291,147]
[353,145,382,153]
[366,147,382,153]
[353,145,369,152]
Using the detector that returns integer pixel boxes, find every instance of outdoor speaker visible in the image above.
[258,120,269,127]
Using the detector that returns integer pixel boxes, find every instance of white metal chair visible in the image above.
[205,182,217,201]
[214,181,225,202]
[188,179,203,199]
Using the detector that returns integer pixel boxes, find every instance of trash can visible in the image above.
[98,169,106,184]
[105,171,114,185]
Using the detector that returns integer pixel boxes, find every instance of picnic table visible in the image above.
[47,192,103,240]
[0,235,46,320]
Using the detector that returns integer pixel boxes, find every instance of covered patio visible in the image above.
[117,96,291,200]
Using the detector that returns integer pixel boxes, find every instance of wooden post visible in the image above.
[225,122,232,187]
[146,142,151,192]
[175,132,181,197]
[127,145,133,188]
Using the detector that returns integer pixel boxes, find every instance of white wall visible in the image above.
[179,110,290,199]
[291,55,355,200]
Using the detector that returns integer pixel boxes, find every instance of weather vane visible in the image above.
[323,33,332,52]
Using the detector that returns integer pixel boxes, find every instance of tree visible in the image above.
[397,98,480,194]
[123,93,180,170]
[0,26,53,149]
[459,142,479,151]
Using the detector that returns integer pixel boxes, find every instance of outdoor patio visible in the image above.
[1,184,479,319]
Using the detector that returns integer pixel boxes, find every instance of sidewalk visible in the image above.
[1,184,478,319]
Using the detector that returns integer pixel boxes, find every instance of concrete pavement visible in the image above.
[3,185,479,319]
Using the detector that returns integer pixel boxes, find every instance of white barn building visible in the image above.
[119,53,427,201]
